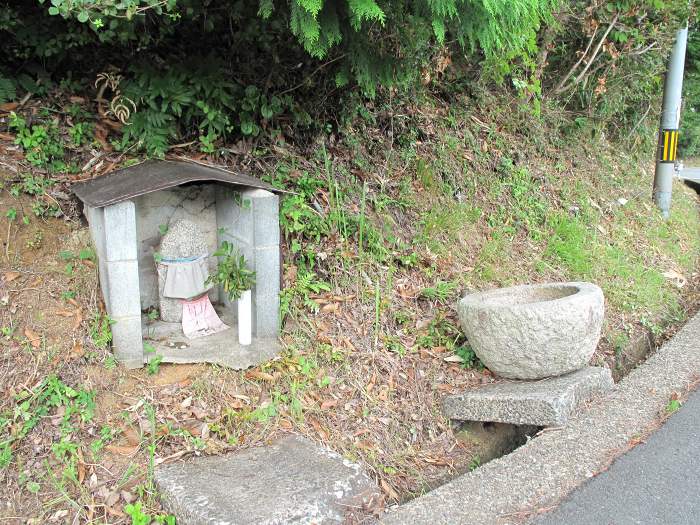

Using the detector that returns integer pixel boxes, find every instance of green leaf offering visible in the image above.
[206,241,256,301]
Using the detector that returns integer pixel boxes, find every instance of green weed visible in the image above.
[147,355,163,375]
[475,233,510,282]
[89,312,113,349]
[416,314,465,351]
[124,501,175,525]
[497,161,549,237]
[420,281,458,302]
[8,112,69,172]
[69,122,93,146]
[144,343,163,375]
[545,213,592,276]
[666,398,681,414]
[611,331,630,369]
[418,203,481,256]
[206,241,256,301]
[0,375,95,469]
[383,335,407,356]
[454,344,480,369]
[280,269,331,321]
[469,456,481,471]
[25,230,43,249]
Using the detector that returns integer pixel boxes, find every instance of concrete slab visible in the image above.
[143,311,280,370]
[155,434,380,525]
[443,367,614,426]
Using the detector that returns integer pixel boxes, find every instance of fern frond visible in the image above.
[0,74,17,104]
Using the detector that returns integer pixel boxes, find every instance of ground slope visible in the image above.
[0,93,698,522]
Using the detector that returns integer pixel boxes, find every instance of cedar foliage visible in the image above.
[6,0,555,91]
[0,1,692,155]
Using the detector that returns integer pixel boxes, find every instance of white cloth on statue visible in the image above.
[161,255,212,299]
[181,294,229,339]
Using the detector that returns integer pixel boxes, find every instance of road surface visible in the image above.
[534,388,700,525]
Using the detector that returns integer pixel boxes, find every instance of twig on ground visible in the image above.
[275,54,348,97]
[5,221,12,260]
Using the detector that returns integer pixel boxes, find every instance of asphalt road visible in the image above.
[679,166,700,183]
[534,388,700,525]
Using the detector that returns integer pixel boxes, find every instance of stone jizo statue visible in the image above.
[157,219,228,338]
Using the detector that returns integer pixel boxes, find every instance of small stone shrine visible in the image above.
[72,159,282,369]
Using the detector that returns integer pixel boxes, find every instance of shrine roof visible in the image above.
[72,159,282,208]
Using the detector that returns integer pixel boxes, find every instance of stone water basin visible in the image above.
[457,282,604,380]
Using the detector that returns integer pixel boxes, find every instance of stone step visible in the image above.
[443,367,614,427]
[155,434,380,524]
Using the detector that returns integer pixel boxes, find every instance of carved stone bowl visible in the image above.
[457,282,605,380]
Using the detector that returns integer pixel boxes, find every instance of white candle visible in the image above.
[238,289,252,346]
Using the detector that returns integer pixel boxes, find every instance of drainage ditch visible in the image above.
[455,421,541,465]
[415,327,661,497]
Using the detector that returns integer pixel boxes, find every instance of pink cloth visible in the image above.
[181,295,229,339]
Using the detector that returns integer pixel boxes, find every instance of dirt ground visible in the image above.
[0,182,492,523]
[1,137,698,523]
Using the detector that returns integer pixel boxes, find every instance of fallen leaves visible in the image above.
[24,328,41,349]
[3,270,20,282]
[63,340,84,360]
[628,435,647,446]
[396,279,421,299]
[0,102,19,112]
[225,395,250,410]
[354,440,376,451]
[320,302,339,314]
[52,304,84,330]
[312,293,355,316]
[104,444,139,456]
[662,269,687,289]
[380,479,400,501]
[307,417,329,441]
[320,398,338,410]
[77,453,87,484]
[93,122,114,151]
[245,370,276,382]
[122,426,141,446]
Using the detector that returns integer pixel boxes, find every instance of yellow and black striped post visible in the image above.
[659,129,680,163]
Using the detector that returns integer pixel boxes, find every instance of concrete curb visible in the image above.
[381,313,700,525]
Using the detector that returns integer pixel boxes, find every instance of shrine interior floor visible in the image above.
[142,308,280,369]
